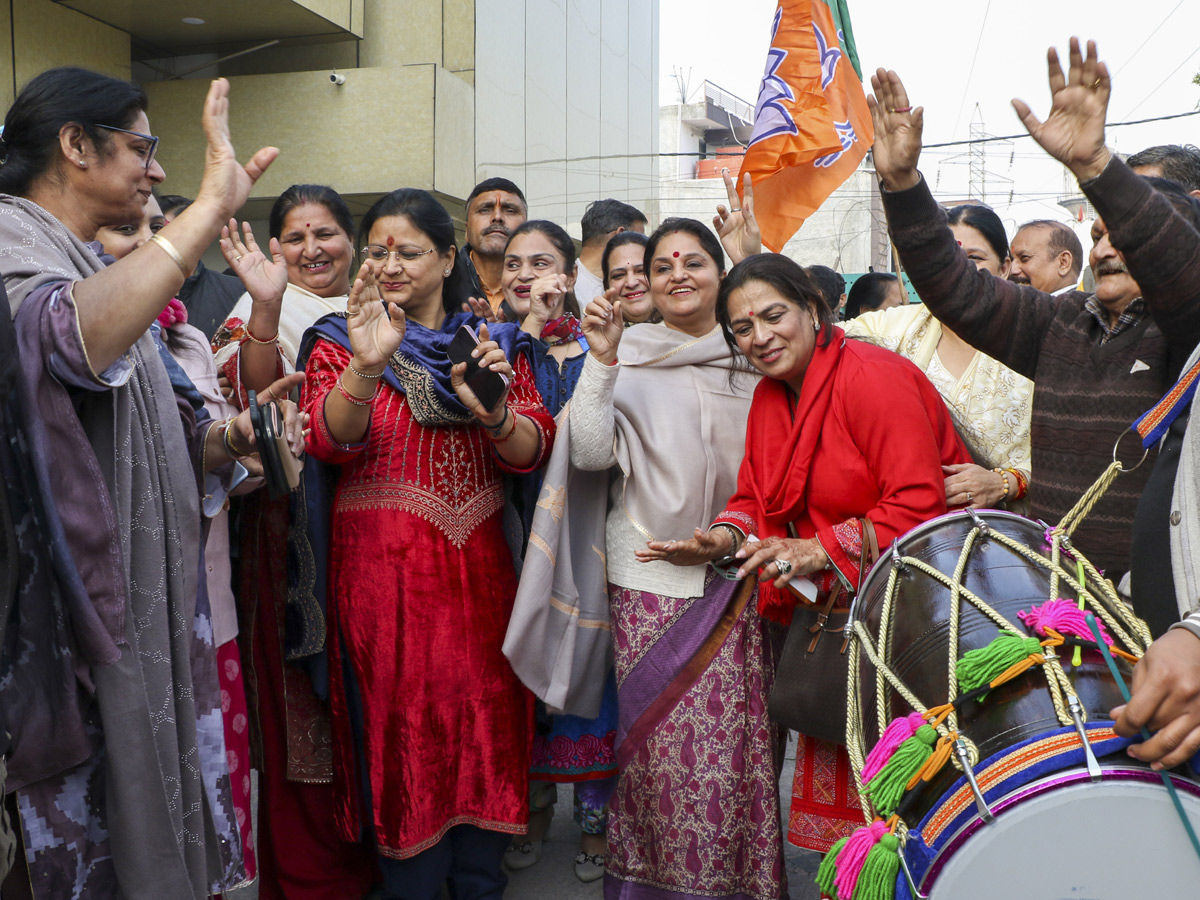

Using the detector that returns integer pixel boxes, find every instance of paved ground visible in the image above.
[231,736,825,899]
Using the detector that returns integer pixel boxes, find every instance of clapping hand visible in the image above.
[867,69,924,192]
[1012,37,1112,182]
[345,262,405,372]
[462,295,502,324]
[639,527,734,567]
[714,169,762,264]
[221,219,287,311]
[194,78,279,222]
[582,288,625,365]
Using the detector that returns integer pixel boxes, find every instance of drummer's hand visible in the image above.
[639,527,733,566]
[943,463,1006,508]
[736,536,829,588]
[1112,627,1200,770]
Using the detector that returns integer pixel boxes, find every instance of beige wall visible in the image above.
[0,0,130,110]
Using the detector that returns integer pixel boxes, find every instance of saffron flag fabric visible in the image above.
[741,0,873,252]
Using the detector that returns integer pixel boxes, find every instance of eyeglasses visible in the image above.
[361,245,437,264]
[96,124,159,171]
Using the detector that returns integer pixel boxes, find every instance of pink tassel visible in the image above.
[1019,598,1113,645]
[861,711,925,783]
[833,820,887,900]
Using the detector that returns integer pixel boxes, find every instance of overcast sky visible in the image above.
[659,0,1199,230]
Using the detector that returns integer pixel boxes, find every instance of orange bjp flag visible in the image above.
[741,0,874,253]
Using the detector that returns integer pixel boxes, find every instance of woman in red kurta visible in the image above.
[651,254,969,853]
[299,189,553,900]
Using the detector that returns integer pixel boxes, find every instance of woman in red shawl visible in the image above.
[650,253,969,852]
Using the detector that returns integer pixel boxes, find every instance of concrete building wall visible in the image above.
[474,0,659,235]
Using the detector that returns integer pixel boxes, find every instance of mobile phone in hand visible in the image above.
[447,324,510,412]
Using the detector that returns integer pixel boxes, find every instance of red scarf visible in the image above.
[735,328,845,612]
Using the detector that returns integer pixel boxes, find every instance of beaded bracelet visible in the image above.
[244,325,278,345]
[992,467,1010,499]
[347,360,385,380]
[337,374,377,406]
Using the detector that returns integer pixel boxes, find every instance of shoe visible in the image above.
[504,839,543,871]
[574,851,605,883]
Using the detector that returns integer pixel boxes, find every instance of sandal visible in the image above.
[573,851,605,883]
[504,839,543,871]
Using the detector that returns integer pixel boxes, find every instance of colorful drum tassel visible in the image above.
[815,835,850,898]
[833,820,887,899]
[955,631,1042,693]
[861,711,926,783]
[853,832,901,900]
[1018,598,1113,645]
[864,725,936,814]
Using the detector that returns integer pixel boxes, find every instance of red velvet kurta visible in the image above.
[302,338,553,859]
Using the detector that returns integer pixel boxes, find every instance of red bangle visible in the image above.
[336,374,376,406]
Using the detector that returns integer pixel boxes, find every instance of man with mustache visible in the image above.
[1007,219,1083,294]
[461,177,528,313]
[868,39,1200,591]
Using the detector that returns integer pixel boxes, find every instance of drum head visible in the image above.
[920,767,1200,897]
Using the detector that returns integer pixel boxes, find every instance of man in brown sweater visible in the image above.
[866,39,1200,581]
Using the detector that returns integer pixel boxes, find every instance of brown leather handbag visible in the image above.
[767,519,879,744]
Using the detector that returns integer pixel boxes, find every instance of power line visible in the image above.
[951,1,992,137]
[1122,45,1200,119]
[1111,0,1186,79]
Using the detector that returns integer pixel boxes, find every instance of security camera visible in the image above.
[330,73,346,85]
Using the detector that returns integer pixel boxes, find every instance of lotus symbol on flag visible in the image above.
[750,7,799,145]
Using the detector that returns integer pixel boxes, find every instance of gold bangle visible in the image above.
[244,325,278,345]
[223,416,250,459]
[148,233,192,278]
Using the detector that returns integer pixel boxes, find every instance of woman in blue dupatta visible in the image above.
[297,188,554,900]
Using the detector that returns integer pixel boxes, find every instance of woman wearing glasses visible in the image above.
[0,66,298,898]
[296,188,554,900]
[214,185,380,900]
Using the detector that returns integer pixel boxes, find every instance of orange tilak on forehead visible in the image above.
[386,236,395,247]
[493,192,503,211]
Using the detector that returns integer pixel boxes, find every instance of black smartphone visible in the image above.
[446,324,510,412]
[248,389,289,499]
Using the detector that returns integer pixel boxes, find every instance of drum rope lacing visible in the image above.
[845,466,1152,831]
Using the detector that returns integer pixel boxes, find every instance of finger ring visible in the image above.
[730,207,741,212]
[233,254,243,261]
[1088,79,1102,88]
[346,310,360,318]
[774,558,793,577]
[967,492,974,503]
[894,106,913,113]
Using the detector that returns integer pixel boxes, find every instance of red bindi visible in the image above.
[672,251,680,258]
[747,309,755,317]
[386,236,395,247]
[305,223,310,228]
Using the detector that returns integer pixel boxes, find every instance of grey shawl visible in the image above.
[504,327,755,717]
[0,196,243,898]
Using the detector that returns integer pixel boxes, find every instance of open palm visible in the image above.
[221,219,287,307]
[346,263,406,369]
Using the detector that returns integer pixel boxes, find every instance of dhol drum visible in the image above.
[843,509,1200,898]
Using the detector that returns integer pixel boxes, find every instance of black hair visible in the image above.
[581,198,647,245]
[643,217,726,280]
[1141,174,1200,231]
[1127,144,1200,194]
[505,219,581,318]
[358,188,469,313]
[466,177,527,210]
[1015,219,1084,278]
[157,193,192,217]
[268,184,356,242]
[844,272,899,319]
[716,254,836,362]
[0,66,148,196]
[601,231,649,287]
[805,264,846,311]
[945,203,1009,261]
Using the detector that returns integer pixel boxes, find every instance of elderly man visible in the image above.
[868,39,1200,585]
[461,177,528,312]
[575,198,646,305]
[1008,219,1083,294]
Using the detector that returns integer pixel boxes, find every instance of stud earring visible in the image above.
[443,269,451,276]
[811,313,819,332]
[78,160,87,168]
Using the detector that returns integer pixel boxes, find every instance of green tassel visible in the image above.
[955,631,1042,693]
[853,833,901,900]
[815,836,849,897]
[864,725,936,815]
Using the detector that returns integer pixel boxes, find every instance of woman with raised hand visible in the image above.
[212,184,379,900]
[298,188,554,900]
[844,202,1035,515]
[0,65,297,898]
[510,217,783,899]
[652,252,969,856]
[496,219,618,883]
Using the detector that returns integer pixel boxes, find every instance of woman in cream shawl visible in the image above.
[506,218,788,900]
